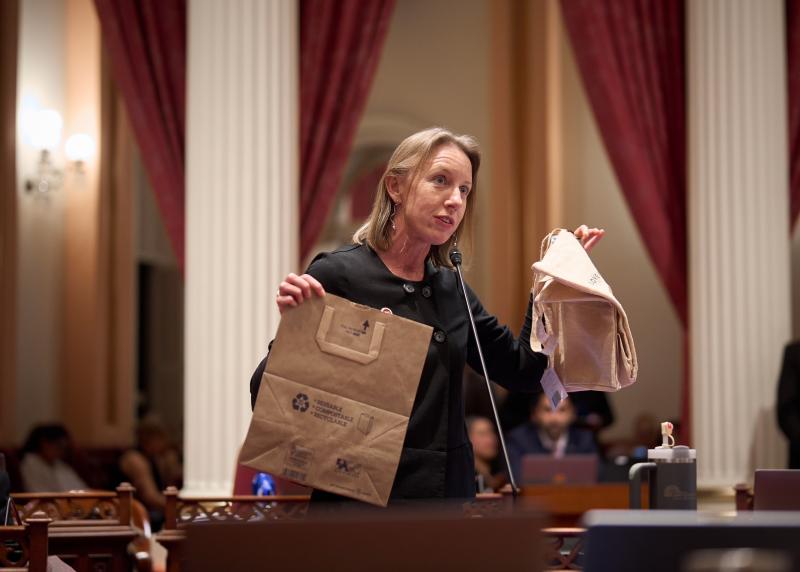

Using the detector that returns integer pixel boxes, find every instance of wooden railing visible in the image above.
[156,487,310,572]
[0,513,50,572]
[12,484,134,526]
[161,487,309,530]
[11,484,151,572]
[155,489,586,571]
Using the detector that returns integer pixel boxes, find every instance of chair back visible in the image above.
[754,470,800,510]
[10,485,150,572]
[11,483,134,526]
[0,513,50,572]
[162,487,309,530]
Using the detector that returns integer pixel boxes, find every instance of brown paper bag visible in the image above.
[530,229,638,404]
[239,294,432,507]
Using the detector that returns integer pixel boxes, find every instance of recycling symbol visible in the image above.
[292,393,310,412]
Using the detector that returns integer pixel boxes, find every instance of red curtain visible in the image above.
[560,0,690,434]
[788,0,800,232]
[95,0,187,270]
[300,0,395,261]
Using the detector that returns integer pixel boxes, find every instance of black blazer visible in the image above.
[777,341,800,468]
[250,243,546,501]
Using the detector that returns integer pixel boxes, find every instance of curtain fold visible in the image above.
[788,0,800,232]
[560,0,689,434]
[300,0,395,261]
[94,0,186,270]
[560,0,687,324]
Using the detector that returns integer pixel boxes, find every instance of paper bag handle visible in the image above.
[315,305,386,365]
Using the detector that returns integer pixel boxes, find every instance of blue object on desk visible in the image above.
[252,472,276,496]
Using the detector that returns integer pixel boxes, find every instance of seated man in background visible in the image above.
[19,424,88,492]
[119,418,182,531]
[466,416,506,493]
[506,393,597,479]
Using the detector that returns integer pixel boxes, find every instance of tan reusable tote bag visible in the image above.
[530,229,637,405]
[239,294,432,507]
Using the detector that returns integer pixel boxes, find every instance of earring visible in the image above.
[391,202,400,231]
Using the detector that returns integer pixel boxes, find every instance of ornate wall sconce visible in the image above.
[22,108,96,196]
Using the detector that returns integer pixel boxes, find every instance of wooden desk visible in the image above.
[521,483,647,527]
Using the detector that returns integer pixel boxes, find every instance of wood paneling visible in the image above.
[0,0,19,446]
[62,0,134,446]
[489,0,562,332]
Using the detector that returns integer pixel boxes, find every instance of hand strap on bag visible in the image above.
[533,229,573,406]
[315,305,385,365]
[531,229,562,300]
[532,229,564,355]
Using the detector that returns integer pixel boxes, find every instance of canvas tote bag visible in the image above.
[239,294,432,507]
[530,229,637,405]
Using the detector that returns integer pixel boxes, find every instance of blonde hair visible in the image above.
[352,127,480,268]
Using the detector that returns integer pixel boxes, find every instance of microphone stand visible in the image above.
[450,249,519,498]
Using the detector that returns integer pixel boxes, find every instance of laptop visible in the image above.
[521,454,599,484]
[754,469,800,510]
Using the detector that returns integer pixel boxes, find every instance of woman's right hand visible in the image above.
[276,273,326,314]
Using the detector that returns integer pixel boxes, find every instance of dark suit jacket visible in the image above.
[250,243,546,501]
[506,422,597,479]
[777,341,800,468]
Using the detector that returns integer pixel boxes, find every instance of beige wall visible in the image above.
[15,0,66,442]
[11,0,136,446]
[555,12,683,440]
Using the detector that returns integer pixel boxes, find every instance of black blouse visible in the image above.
[249,243,545,500]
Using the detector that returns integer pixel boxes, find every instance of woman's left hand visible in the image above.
[574,224,605,253]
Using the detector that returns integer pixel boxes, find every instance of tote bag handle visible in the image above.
[315,305,385,365]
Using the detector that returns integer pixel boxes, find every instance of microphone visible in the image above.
[449,248,519,496]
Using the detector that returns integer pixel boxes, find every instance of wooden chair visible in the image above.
[734,482,754,511]
[542,527,585,571]
[471,492,585,571]
[735,469,800,511]
[0,512,50,572]
[11,484,151,572]
[156,487,310,572]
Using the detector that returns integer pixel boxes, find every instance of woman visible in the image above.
[466,416,505,493]
[19,424,87,492]
[119,418,183,531]
[250,127,603,501]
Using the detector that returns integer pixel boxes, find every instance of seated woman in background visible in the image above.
[119,419,182,530]
[20,424,88,492]
[466,416,507,493]
[506,393,597,478]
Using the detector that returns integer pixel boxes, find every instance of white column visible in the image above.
[689,0,791,487]
[184,0,298,495]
